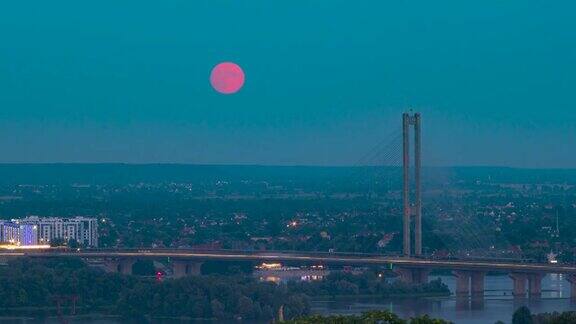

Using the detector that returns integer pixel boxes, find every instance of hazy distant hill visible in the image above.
[0,164,573,185]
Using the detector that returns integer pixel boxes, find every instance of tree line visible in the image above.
[283,310,451,324]
[287,271,450,297]
[0,258,448,321]
[0,258,307,320]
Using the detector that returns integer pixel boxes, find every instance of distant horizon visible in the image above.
[0,162,574,170]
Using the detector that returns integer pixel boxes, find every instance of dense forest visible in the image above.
[0,258,450,320]
[0,258,308,320]
[510,306,576,324]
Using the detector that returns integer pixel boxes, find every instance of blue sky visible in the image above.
[0,1,574,167]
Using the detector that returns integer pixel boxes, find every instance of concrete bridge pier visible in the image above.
[509,273,528,298]
[453,270,471,296]
[455,297,470,311]
[104,258,136,275]
[453,270,485,297]
[528,274,544,298]
[394,267,429,285]
[470,296,485,310]
[471,271,486,297]
[172,260,203,278]
[566,274,576,299]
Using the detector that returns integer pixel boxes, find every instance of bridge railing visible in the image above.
[0,247,541,264]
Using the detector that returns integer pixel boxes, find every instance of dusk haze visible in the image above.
[0,1,574,167]
[0,1,574,324]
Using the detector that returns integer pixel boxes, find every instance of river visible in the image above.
[312,274,576,323]
[1,274,574,323]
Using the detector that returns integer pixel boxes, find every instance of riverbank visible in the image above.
[311,291,451,300]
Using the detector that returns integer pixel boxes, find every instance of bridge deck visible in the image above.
[0,249,574,274]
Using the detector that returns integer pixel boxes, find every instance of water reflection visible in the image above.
[311,274,576,324]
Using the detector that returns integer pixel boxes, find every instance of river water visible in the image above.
[312,274,576,323]
[1,274,574,323]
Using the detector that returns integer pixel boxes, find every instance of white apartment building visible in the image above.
[0,222,38,246]
[1,216,98,247]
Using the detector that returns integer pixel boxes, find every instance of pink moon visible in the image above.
[210,62,245,94]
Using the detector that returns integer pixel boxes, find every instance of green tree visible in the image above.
[410,314,452,324]
[362,310,405,323]
[512,306,533,324]
[132,260,156,275]
[211,299,226,319]
[50,237,66,247]
[67,238,80,249]
[237,295,254,319]
[285,294,311,320]
[283,310,452,324]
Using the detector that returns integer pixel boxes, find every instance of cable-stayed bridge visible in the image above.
[3,112,575,301]
[2,247,576,299]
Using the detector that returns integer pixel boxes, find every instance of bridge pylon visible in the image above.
[402,112,422,256]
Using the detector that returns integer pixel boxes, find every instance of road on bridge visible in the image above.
[1,248,575,274]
